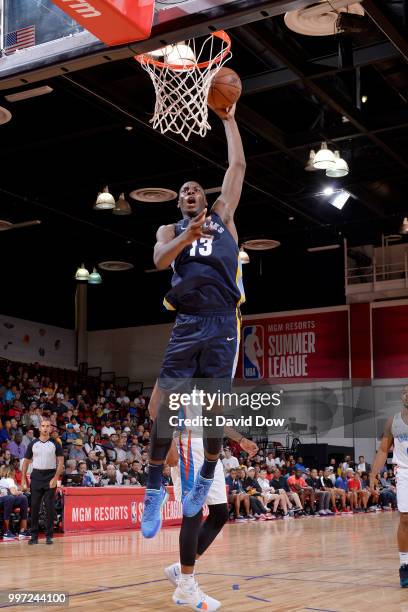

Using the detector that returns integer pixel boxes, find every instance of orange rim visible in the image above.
[135,30,231,70]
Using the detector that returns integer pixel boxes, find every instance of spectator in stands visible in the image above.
[320,468,348,514]
[69,439,87,462]
[225,468,251,522]
[0,421,9,445]
[360,471,379,509]
[140,431,150,447]
[102,464,121,486]
[162,465,173,486]
[61,424,78,446]
[341,454,354,472]
[78,461,95,486]
[306,469,332,516]
[271,468,302,513]
[357,455,371,474]
[265,451,276,469]
[329,458,340,476]
[378,470,397,509]
[113,438,127,464]
[257,469,289,517]
[7,433,26,460]
[294,457,306,473]
[335,470,357,512]
[101,420,116,437]
[347,470,368,512]
[288,469,316,515]
[0,465,30,540]
[222,448,240,474]
[128,460,146,486]
[64,459,77,475]
[126,444,142,464]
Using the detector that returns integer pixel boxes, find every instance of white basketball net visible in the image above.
[136,32,232,142]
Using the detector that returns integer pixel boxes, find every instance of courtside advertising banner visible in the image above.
[239,308,349,381]
[63,487,209,533]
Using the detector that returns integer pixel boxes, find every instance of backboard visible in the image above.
[0,0,305,88]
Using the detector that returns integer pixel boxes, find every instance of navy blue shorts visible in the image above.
[159,311,241,391]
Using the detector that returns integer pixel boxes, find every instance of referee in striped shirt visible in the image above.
[22,418,64,545]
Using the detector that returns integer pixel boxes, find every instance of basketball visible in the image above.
[208,67,242,110]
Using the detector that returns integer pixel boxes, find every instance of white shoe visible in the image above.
[164,562,181,587]
[173,576,221,611]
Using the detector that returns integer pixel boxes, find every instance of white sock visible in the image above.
[399,552,408,566]
[179,573,195,584]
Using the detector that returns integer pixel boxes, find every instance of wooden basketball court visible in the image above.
[0,512,406,612]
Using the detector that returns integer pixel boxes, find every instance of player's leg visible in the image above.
[396,469,408,586]
[183,312,240,518]
[142,321,200,538]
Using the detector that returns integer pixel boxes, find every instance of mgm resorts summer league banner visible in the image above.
[238,308,349,382]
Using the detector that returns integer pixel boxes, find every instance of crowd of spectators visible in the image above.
[0,359,398,536]
[222,449,397,522]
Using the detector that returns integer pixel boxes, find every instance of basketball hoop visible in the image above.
[135,31,232,141]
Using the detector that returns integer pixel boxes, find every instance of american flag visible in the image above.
[4,25,35,56]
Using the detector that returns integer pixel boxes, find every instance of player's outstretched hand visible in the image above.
[184,208,212,243]
[209,103,236,121]
[240,438,258,458]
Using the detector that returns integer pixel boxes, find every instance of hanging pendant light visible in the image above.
[326,151,349,177]
[113,193,132,216]
[88,267,102,284]
[400,218,408,235]
[305,150,318,172]
[239,247,250,264]
[313,142,336,170]
[75,263,90,281]
[94,186,115,210]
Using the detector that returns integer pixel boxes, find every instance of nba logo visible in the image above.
[131,501,137,524]
[243,325,264,379]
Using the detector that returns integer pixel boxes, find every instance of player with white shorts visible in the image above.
[371,385,408,588]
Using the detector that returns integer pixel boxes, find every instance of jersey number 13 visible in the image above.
[189,238,213,257]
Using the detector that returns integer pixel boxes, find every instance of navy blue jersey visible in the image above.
[163,211,245,314]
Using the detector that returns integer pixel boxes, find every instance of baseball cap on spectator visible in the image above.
[73,439,83,446]
[123,427,131,433]
[67,424,74,429]
[247,467,255,473]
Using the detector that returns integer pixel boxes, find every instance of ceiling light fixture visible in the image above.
[328,189,351,210]
[88,267,103,285]
[113,193,132,216]
[361,95,368,104]
[75,263,90,281]
[400,217,408,235]
[313,142,336,170]
[305,150,318,172]
[326,151,349,178]
[5,86,53,102]
[239,247,250,264]
[94,186,115,210]
[307,244,340,252]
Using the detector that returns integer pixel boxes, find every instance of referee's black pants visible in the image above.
[30,469,56,539]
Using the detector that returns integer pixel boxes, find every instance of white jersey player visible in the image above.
[371,385,408,587]
[148,383,257,611]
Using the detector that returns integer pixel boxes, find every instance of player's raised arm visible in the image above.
[153,209,210,270]
[212,104,246,236]
[370,416,394,487]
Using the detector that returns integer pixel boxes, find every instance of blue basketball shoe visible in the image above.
[400,564,408,588]
[182,473,213,518]
[141,487,168,539]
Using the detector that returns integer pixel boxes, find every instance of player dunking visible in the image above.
[371,385,408,587]
[141,104,246,543]
[148,382,258,610]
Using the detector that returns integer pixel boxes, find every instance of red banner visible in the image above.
[63,486,209,533]
[238,309,349,381]
[373,304,408,378]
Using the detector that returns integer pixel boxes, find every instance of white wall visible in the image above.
[0,314,75,368]
[88,323,173,385]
